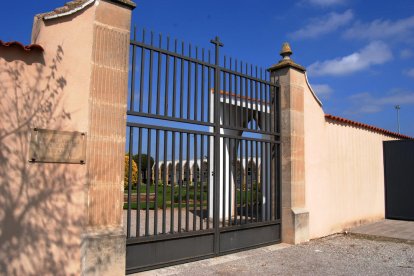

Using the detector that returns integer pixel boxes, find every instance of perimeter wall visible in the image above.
[303,75,397,239]
[0,1,134,275]
[269,61,405,244]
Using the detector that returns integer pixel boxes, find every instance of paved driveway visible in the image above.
[135,233,414,276]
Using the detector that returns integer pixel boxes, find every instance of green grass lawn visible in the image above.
[124,183,208,210]
[124,183,262,210]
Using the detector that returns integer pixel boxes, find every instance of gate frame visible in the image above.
[125,32,281,273]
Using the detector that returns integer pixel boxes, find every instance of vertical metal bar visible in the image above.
[265,141,269,221]
[265,84,269,132]
[129,27,137,111]
[277,143,281,220]
[250,140,253,223]
[163,131,167,234]
[223,56,227,126]
[171,131,175,233]
[145,129,151,236]
[239,139,242,224]
[200,134,204,230]
[194,48,198,121]
[148,32,154,114]
[172,39,177,117]
[233,139,237,225]
[228,137,232,226]
[193,134,198,231]
[186,133,190,231]
[136,128,142,236]
[207,135,211,229]
[222,137,226,227]
[211,36,223,254]
[156,34,162,115]
[250,65,254,130]
[229,59,232,126]
[164,37,170,116]
[154,129,160,234]
[270,85,274,133]
[270,142,274,221]
[127,127,133,238]
[259,69,263,131]
[260,70,264,132]
[260,140,264,222]
[255,140,259,222]
[235,60,238,128]
[244,139,248,224]
[187,45,192,120]
[240,61,243,129]
[255,67,259,131]
[180,42,184,119]
[201,49,205,122]
[178,132,183,232]
[245,64,248,131]
[208,51,211,123]
[262,72,266,133]
[139,29,145,113]
[270,84,273,133]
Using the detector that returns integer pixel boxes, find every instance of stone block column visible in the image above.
[32,0,135,274]
[81,1,135,275]
[268,43,309,244]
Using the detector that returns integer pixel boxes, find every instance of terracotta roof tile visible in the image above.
[325,114,413,140]
[0,40,44,52]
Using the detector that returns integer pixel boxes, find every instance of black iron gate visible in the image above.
[125,30,280,273]
[384,140,414,221]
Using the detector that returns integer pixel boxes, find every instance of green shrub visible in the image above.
[124,155,138,189]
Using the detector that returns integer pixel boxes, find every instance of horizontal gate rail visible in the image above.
[126,122,213,136]
[218,220,281,233]
[126,228,215,245]
[130,40,215,69]
[219,133,281,144]
[127,111,215,127]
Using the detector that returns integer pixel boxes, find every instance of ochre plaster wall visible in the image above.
[0,5,96,274]
[0,1,132,274]
[303,76,395,239]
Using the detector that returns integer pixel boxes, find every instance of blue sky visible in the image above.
[1,0,413,136]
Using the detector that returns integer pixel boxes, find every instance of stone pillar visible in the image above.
[80,1,135,275]
[268,43,309,244]
[37,0,136,274]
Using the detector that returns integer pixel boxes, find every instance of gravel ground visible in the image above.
[137,234,414,276]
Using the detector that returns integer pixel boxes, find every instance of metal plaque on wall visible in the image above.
[29,128,86,164]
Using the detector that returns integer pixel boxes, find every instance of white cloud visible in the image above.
[346,90,414,114]
[311,84,333,99]
[308,41,393,76]
[290,10,353,39]
[307,0,347,6]
[400,49,413,59]
[344,16,414,41]
[404,68,414,78]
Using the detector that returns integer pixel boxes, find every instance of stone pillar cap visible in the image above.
[268,42,305,72]
[280,42,293,59]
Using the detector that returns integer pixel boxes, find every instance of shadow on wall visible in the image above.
[0,45,84,275]
[0,44,45,65]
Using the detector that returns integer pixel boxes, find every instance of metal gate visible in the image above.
[384,140,414,221]
[125,30,280,273]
